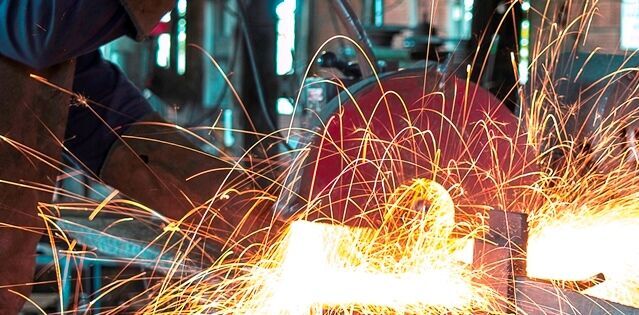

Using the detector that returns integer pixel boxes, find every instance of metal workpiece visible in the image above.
[472,210,638,314]
[515,277,639,315]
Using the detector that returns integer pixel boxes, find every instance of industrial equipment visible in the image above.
[278,1,639,313]
[45,0,639,313]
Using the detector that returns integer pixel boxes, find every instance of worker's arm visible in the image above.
[0,0,134,70]
[0,0,173,70]
[65,50,153,175]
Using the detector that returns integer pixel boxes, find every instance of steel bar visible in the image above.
[472,209,528,313]
[329,0,380,78]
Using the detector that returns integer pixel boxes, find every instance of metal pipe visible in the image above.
[329,0,380,78]
[408,0,419,28]
[362,0,373,25]
[373,0,384,26]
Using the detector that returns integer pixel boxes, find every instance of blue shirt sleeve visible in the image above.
[0,0,135,70]
[65,51,153,174]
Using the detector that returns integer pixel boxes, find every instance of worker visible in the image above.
[0,1,271,312]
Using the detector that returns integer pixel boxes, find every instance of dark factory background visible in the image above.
[69,0,630,163]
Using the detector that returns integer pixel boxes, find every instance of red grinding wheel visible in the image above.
[291,68,537,226]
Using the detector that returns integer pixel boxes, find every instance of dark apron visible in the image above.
[0,56,74,313]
